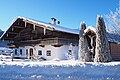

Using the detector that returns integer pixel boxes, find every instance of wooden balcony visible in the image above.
[14,38,78,46]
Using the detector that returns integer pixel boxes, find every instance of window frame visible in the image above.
[38,50,42,56]
[26,49,28,56]
[15,49,17,55]
[46,50,51,56]
[20,49,22,55]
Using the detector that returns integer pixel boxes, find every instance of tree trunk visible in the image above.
[94,16,112,62]
[78,22,89,62]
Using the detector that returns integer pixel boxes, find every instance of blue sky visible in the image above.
[0,0,119,31]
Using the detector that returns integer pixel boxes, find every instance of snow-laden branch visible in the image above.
[105,1,120,35]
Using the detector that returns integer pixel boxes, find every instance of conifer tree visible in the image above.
[94,16,112,62]
[78,22,89,62]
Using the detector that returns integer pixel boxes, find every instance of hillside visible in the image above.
[0,29,9,47]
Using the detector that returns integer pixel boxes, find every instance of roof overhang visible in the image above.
[0,16,79,41]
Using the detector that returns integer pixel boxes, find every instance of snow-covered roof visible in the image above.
[1,16,120,43]
[0,16,79,39]
[107,33,120,43]
[84,26,120,43]
[84,26,96,33]
[17,16,79,34]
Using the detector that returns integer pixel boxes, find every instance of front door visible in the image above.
[29,48,33,59]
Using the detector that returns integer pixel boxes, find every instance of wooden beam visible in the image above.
[12,28,14,31]
[33,24,36,30]
[22,19,54,31]
[25,20,27,28]
[44,27,46,35]
[3,37,14,40]
[14,26,25,29]
[6,34,8,37]
[8,32,19,35]
[14,35,20,40]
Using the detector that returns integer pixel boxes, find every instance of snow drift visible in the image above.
[0,60,120,80]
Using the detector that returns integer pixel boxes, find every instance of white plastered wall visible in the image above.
[15,44,78,60]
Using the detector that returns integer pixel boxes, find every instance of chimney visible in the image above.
[51,18,56,24]
[58,21,60,24]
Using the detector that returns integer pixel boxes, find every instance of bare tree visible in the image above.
[78,22,89,62]
[94,16,112,62]
[106,1,120,34]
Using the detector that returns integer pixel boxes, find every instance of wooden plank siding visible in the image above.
[109,42,120,60]
[14,38,79,47]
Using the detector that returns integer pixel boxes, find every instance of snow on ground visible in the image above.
[0,60,120,80]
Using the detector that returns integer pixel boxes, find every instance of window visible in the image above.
[26,49,28,56]
[46,50,51,56]
[15,49,17,55]
[38,50,42,55]
[20,49,22,55]
[68,50,72,55]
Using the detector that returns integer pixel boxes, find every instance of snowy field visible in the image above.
[0,60,120,80]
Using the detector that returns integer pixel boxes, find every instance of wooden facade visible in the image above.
[1,17,79,47]
[12,38,78,47]
[109,42,120,60]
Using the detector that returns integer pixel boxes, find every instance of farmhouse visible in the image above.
[0,17,79,60]
[1,16,120,60]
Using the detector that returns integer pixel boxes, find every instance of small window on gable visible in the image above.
[46,50,51,56]
[38,50,42,55]
[20,49,22,55]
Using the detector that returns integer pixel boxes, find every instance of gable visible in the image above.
[0,16,79,41]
